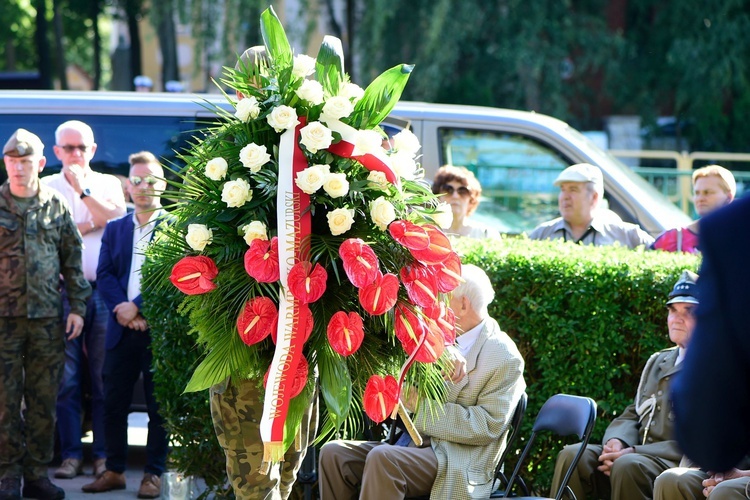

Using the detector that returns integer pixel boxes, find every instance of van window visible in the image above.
[0,115,210,184]
[438,127,572,233]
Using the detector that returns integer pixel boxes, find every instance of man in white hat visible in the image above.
[528,163,654,248]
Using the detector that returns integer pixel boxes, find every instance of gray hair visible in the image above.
[55,120,95,145]
[452,264,495,318]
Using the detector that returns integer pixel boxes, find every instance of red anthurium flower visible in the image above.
[339,239,380,288]
[271,302,313,345]
[424,302,456,345]
[431,251,463,293]
[363,374,399,423]
[358,271,399,316]
[288,261,328,304]
[169,256,219,295]
[414,318,446,363]
[394,302,426,347]
[409,225,453,265]
[236,296,278,346]
[244,236,280,283]
[263,355,309,399]
[388,220,430,251]
[400,263,439,308]
[327,311,366,356]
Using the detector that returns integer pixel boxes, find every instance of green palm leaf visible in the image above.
[349,64,414,129]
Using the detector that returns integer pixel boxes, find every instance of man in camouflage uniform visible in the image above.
[0,129,91,500]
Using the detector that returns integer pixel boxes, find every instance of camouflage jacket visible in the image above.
[0,181,91,318]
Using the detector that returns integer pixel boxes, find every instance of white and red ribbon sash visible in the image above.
[326,120,400,186]
[260,118,311,469]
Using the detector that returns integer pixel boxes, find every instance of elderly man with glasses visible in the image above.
[42,120,127,480]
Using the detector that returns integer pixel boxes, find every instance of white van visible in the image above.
[0,90,689,235]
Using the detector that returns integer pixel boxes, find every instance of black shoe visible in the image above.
[21,478,64,500]
[0,477,21,500]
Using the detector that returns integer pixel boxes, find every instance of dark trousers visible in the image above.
[102,328,168,476]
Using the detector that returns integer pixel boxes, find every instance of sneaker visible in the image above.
[92,458,107,479]
[81,471,126,493]
[54,458,82,479]
[21,478,64,500]
[137,473,161,499]
[0,477,21,500]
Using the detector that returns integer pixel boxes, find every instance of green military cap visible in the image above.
[3,128,44,157]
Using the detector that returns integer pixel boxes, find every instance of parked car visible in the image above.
[0,90,690,235]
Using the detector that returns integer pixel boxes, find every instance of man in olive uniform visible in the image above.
[0,129,91,500]
[549,270,698,500]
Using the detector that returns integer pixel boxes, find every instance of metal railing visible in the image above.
[609,150,750,214]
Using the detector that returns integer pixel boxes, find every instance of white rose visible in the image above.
[242,220,268,246]
[295,80,324,105]
[327,208,355,236]
[340,82,365,103]
[299,121,333,154]
[352,129,383,155]
[433,202,454,229]
[323,172,349,198]
[239,143,271,173]
[389,151,418,180]
[392,129,421,156]
[222,178,253,208]
[266,105,299,133]
[295,165,328,194]
[320,96,354,123]
[292,54,316,79]
[370,196,396,231]
[367,170,389,188]
[235,96,261,122]
[205,157,228,181]
[186,224,213,252]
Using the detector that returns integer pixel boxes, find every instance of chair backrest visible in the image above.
[501,393,597,500]
[491,392,529,493]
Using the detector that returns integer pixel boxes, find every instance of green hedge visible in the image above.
[143,237,699,497]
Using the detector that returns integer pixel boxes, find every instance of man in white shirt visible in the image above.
[528,163,654,248]
[42,120,126,479]
[82,151,168,498]
[318,264,526,500]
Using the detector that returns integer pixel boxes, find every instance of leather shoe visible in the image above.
[54,458,82,479]
[21,477,64,500]
[81,471,126,493]
[0,477,21,500]
[92,458,107,478]
[137,473,161,499]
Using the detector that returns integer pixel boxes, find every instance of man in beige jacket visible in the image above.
[318,264,526,499]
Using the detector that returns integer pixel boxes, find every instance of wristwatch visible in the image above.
[80,188,91,199]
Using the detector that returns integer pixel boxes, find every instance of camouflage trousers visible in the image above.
[210,377,318,500]
[0,317,65,480]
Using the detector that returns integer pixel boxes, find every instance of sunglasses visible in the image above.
[129,175,159,186]
[441,185,471,197]
[58,144,90,153]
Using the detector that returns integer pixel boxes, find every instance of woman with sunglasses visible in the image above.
[431,165,499,239]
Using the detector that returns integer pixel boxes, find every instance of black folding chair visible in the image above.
[490,392,529,497]
[494,393,597,500]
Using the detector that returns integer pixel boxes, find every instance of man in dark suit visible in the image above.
[672,195,750,473]
[82,151,169,498]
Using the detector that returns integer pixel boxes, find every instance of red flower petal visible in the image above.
[271,302,313,345]
[244,236,280,283]
[394,302,426,348]
[169,256,219,295]
[287,261,328,304]
[431,251,462,293]
[363,374,399,423]
[416,318,446,363]
[394,303,445,363]
[236,296,278,346]
[400,263,439,308]
[424,302,456,345]
[409,225,453,265]
[327,311,365,356]
[388,220,430,250]
[263,355,309,399]
[358,271,399,316]
[339,239,380,288]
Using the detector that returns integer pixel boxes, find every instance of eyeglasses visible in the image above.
[441,185,471,197]
[58,144,90,153]
[129,175,159,186]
